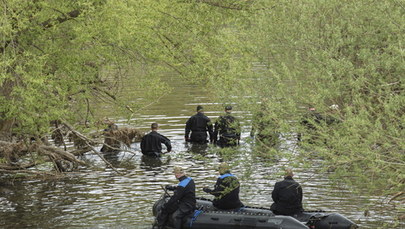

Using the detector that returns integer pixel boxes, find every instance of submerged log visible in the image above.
[0,141,29,163]
[0,140,85,174]
[0,120,142,176]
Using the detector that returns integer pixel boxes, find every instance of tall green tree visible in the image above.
[213,0,404,198]
[0,0,263,171]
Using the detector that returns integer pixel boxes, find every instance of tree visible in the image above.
[0,0,262,173]
[213,0,404,198]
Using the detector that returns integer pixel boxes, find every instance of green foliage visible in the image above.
[0,0,259,137]
[1,0,403,210]
[211,0,404,197]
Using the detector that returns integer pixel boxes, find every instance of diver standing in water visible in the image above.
[185,105,214,144]
[213,105,241,147]
[141,123,172,157]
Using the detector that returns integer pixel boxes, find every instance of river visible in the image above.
[0,77,402,228]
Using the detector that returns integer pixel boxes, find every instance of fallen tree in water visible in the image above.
[0,121,143,176]
[0,139,85,174]
[0,0,252,178]
[100,124,144,153]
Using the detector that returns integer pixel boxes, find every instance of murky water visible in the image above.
[0,78,403,228]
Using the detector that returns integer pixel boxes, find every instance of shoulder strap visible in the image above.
[178,177,192,187]
[219,173,235,179]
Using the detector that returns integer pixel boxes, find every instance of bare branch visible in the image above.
[41,9,81,28]
[62,122,124,175]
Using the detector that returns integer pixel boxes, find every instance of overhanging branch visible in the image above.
[1,8,81,54]
[41,9,81,28]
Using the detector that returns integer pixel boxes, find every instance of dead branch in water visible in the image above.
[0,168,57,176]
[0,120,144,177]
[100,127,144,153]
[0,140,86,174]
[62,122,124,174]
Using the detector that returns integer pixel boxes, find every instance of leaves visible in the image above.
[1,0,403,203]
[1,0,254,136]
[225,0,405,197]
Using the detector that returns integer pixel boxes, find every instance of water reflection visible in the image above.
[140,155,171,169]
[0,136,402,228]
[184,142,209,155]
[0,80,403,228]
[102,152,121,166]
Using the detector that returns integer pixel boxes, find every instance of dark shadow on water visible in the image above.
[185,142,209,155]
[140,155,171,169]
[102,152,121,167]
[0,179,80,228]
[101,151,139,169]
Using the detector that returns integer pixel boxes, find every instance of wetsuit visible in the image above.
[203,173,243,210]
[301,111,324,130]
[140,131,171,157]
[214,114,241,147]
[271,176,303,215]
[100,124,120,153]
[250,110,279,146]
[298,110,324,142]
[158,176,196,229]
[185,112,214,144]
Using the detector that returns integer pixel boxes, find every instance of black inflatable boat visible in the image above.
[153,197,358,229]
[153,197,308,229]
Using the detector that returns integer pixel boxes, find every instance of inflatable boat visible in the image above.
[153,196,358,229]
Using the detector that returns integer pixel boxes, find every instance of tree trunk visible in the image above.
[0,78,15,141]
[0,119,14,141]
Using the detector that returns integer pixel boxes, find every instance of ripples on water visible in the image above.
[0,105,402,228]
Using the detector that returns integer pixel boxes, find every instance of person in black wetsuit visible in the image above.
[157,166,196,229]
[324,104,341,125]
[100,121,120,153]
[297,106,324,142]
[141,123,172,157]
[203,162,243,210]
[270,168,303,215]
[250,99,279,147]
[213,106,241,147]
[298,105,342,144]
[185,105,214,144]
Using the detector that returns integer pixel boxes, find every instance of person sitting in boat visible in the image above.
[156,166,196,229]
[270,168,304,215]
[203,162,244,210]
[141,122,172,157]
